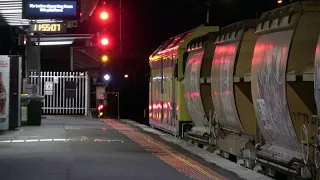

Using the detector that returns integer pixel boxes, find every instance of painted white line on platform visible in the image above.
[0,138,127,144]
[0,140,11,143]
[39,139,53,142]
[26,139,39,142]
[94,139,125,143]
[12,140,25,143]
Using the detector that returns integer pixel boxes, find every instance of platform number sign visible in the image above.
[45,81,53,95]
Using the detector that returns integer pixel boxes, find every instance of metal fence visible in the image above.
[30,71,89,115]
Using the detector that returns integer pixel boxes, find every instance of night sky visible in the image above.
[124,0,281,55]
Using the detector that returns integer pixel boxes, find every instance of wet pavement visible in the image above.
[0,116,242,180]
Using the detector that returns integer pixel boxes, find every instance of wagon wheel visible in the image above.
[315,127,320,169]
[301,125,309,165]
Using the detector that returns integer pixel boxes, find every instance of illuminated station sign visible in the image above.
[22,0,80,20]
[30,23,67,33]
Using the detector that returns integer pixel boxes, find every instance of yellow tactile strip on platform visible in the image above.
[104,119,228,180]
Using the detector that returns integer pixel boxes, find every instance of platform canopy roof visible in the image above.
[0,0,99,26]
[1,0,102,71]
[29,34,93,46]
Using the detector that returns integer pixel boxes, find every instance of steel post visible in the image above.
[118,91,120,119]
[70,47,74,71]
[37,35,41,94]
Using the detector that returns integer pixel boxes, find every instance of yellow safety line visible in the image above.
[143,135,222,180]
[106,119,225,179]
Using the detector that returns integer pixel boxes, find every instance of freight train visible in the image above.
[149,1,320,179]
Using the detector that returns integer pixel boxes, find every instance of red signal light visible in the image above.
[98,105,104,111]
[100,11,109,20]
[100,38,109,46]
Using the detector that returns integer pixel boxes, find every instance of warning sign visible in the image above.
[45,82,53,95]
[45,82,53,91]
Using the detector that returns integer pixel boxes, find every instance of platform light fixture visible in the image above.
[35,41,73,46]
[104,74,110,81]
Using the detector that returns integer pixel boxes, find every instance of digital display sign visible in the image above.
[30,23,66,33]
[23,0,80,20]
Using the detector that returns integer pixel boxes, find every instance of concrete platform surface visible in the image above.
[0,116,245,180]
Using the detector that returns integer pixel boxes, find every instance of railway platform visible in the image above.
[0,116,265,180]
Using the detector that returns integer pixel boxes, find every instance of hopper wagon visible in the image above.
[210,20,259,167]
[183,33,218,143]
[183,20,259,169]
[250,1,320,178]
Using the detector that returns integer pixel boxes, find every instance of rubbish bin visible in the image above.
[20,94,31,126]
[27,94,44,126]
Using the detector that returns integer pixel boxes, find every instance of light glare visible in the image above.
[102,55,108,62]
[100,11,109,20]
[104,74,110,81]
[101,38,109,46]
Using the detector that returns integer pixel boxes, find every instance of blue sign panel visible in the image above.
[23,0,80,20]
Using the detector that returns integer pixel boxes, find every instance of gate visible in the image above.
[29,71,89,115]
